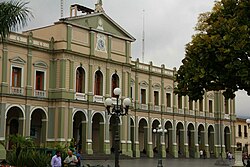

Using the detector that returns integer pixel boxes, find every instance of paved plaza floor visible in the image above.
[82,158,235,167]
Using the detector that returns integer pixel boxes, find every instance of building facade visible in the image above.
[0,1,236,158]
[235,118,250,155]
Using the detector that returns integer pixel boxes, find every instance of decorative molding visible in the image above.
[9,56,26,65]
[152,83,161,90]
[139,81,148,88]
[165,85,173,92]
[130,79,135,86]
[207,93,214,99]
[33,61,48,69]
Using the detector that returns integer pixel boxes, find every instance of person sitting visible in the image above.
[64,150,78,167]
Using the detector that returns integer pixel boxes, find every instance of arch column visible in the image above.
[160,119,166,158]
[172,121,178,158]
[41,119,48,146]
[194,124,199,158]
[86,110,93,154]
[121,116,127,155]
[184,126,189,158]
[204,125,210,158]
[147,118,153,158]
[99,122,105,153]
[167,128,173,157]
[81,121,87,153]
[18,118,25,136]
[127,117,133,157]
[104,114,110,154]
[0,103,6,140]
[25,106,31,137]
[134,116,140,157]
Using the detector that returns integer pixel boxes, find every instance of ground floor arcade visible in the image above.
[0,102,235,158]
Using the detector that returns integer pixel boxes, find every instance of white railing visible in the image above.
[75,92,86,101]
[10,87,24,95]
[138,64,149,71]
[178,109,184,114]
[154,105,161,111]
[189,110,195,115]
[152,67,161,73]
[93,95,104,103]
[224,114,230,119]
[199,111,205,117]
[35,90,46,97]
[164,69,174,76]
[209,113,214,117]
[166,107,172,113]
[141,104,148,110]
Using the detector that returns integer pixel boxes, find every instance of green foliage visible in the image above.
[0,0,33,40]
[6,135,50,167]
[175,0,250,101]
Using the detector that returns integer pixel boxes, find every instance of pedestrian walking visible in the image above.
[51,150,62,167]
[64,150,78,167]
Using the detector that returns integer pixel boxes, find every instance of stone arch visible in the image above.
[208,125,215,156]
[91,111,106,124]
[5,106,25,149]
[138,118,148,156]
[164,120,173,155]
[224,126,231,152]
[30,108,47,146]
[5,104,25,119]
[176,122,184,157]
[92,112,105,153]
[72,109,88,153]
[198,124,205,151]
[187,123,195,157]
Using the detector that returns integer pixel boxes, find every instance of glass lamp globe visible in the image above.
[123,98,131,107]
[104,98,113,107]
[164,129,168,133]
[153,129,157,133]
[114,88,121,96]
[158,124,162,129]
[246,119,250,124]
[158,128,163,133]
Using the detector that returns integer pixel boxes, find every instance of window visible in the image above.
[238,125,242,137]
[94,70,103,95]
[166,93,171,107]
[141,89,146,104]
[244,125,248,138]
[76,67,85,93]
[199,99,203,111]
[189,100,193,110]
[209,100,213,113]
[35,71,44,90]
[130,87,133,99]
[225,100,229,114]
[154,91,159,106]
[178,95,182,109]
[111,74,119,97]
[12,67,22,87]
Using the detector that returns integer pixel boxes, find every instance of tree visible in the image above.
[175,0,250,101]
[0,0,32,41]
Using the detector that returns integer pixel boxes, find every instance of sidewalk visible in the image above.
[81,158,235,167]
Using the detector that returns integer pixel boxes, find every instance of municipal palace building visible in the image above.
[0,1,236,159]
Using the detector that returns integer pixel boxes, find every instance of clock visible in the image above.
[96,33,106,52]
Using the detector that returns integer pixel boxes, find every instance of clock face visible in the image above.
[96,33,106,52]
[98,39,105,50]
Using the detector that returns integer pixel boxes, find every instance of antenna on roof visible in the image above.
[61,0,64,18]
[142,9,145,63]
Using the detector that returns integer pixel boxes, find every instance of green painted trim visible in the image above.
[127,72,131,98]
[147,143,153,158]
[69,61,74,90]
[134,143,140,158]
[105,68,110,96]
[104,142,111,154]
[125,41,130,63]
[49,60,57,89]
[121,143,127,155]
[2,45,8,82]
[60,59,66,88]
[90,31,95,56]
[27,53,32,86]
[48,89,74,99]
[67,25,72,50]
[88,64,93,101]
[108,36,112,59]
[0,143,6,160]
[48,108,55,138]
[58,107,65,138]
[122,71,125,96]
[0,103,6,138]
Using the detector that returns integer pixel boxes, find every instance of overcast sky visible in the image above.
[21,0,249,117]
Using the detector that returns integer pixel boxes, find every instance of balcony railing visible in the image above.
[189,110,195,115]
[10,87,24,95]
[178,109,184,114]
[35,90,46,98]
[166,107,172,113]
[154,105,161,111]
[75,92,86,101]
[141,104,148,110]
[93,95,104,103]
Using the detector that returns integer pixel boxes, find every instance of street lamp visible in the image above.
[153,124,167,167]
[104,88,131,167]
[246,119,250,128]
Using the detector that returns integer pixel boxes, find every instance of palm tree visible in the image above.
[0,0,32,41]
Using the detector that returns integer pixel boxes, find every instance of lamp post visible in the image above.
[153,124,167,167]
[104,88,131,167]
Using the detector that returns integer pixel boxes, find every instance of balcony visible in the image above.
[35,90,46,98]
[10,87,24,95]
[189,110,195,115]
[75,92,86,101]
[93,95,104,103]
[154,105,161,111]
[166,107,172,113]
[141,104,148,110]
[178,109,184,114]
[199,111,205,117]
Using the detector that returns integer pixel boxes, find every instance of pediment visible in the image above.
[9,56,26,65]
[165,85,173,91]
[139,81,148,88]
[33,61,48,69]
[64,13,135,41]
[152,83,161,90]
